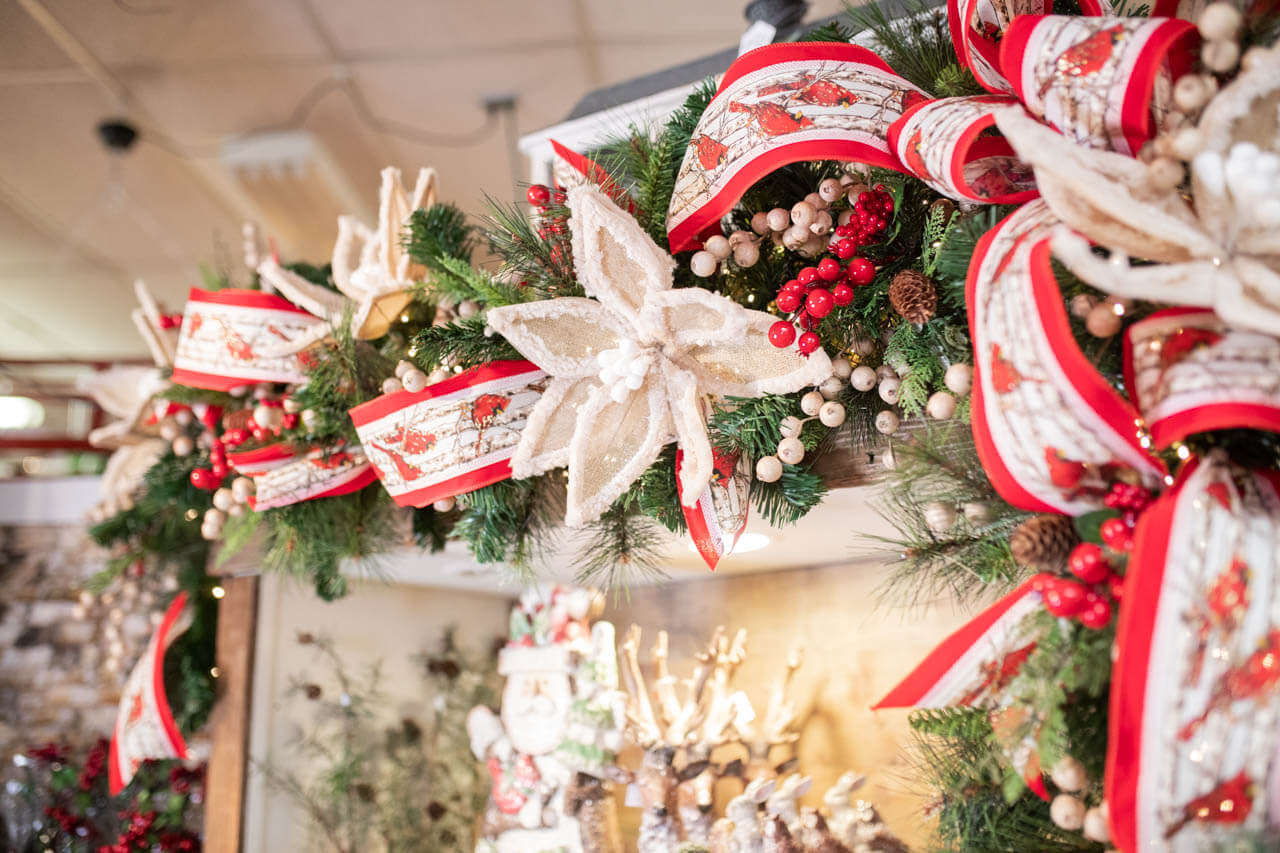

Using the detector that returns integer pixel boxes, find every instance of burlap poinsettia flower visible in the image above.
[256,166,437,353]
[488,185,832,527]
[994,49,1280,335]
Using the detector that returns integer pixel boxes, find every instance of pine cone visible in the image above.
[889,270,937,324]
[1009,514,1080,572]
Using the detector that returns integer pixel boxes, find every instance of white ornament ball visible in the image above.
[1050,795,1086,832]
[780,415,805,439]
[457,299,480,319]
[801,391,825,416]
[228,503,245,517]
[401,368,429,393]
[962,501,992,526]
[850,365,878,392]
[783,224,810,251]
[926,391,957,420]
[733,240,760,268]
[1201,38,1240,73]
[704,234,732,260]
[174,409,193,426]
[201,523,221,541]
[810,209,833,236]
[204,507,227,527]
[1173,73,1213,112]
[159,420,180,441]
[852,335,877,357]
[819,401,846,428]
[875,409,900,435]
[428,367,450,384]
[776,436,805,466]
[818,178,844,204]
[819,375,845,400]
[395,359,415,379]
[301,409,320,431]
[876,364,899,381]
[766,207,791,232]
[790,201,817,228]
[944,363,973,396]
[690,250,718,277]
[755,455,783,483]
[1050,756,1088,793]
[212,488,235,512]
[1170,126,1204,161]
[878,377,902,406]
[1083,806,1110,843]
[1070,293,1098,319]
[381,376,404,395]
[831,357,852,380]
[1197,2,1242,40]
[923,501,957,534]
[433,496,457,512]
[171,436,194,457]
[751,211,772,235]
[231,476,255,502]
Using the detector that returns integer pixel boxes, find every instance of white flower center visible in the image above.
[1195,142,1280,229]
[597,338,650,403]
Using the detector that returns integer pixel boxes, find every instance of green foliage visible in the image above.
[156,381,235,409]
[260,486,398,600]
[405,202,476,271]
[573,502,669,589]
[163,589,219,733]
[289,327,393,446]
[844,0,983,96]
[628,445,688,536]
[804,20,855,42]
[484,199,582,300]
[451,475,561,576]
[411,504,454,552]
[286,261,336,290]
[410,316,522,371]
[870,424,1032,606]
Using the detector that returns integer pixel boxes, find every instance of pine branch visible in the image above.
[573,503,670,590]
[844,0,982,96]
[410,316,521,370]
[405,203,475,271]
[484,198,582,300]
[629,445,687,535]
[451,475,561,576]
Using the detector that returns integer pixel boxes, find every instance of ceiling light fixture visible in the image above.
[687,531,771,557]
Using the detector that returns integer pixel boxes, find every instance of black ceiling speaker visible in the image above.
[96,118,139,154]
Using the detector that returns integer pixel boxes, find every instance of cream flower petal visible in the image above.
[1051,230,1222,308]
[677,305,833,397]
[1220,258,1280,337]
[569,184,676,328]
[379,166,436,284]
[638,287,753,348]
[565,372,673,527]
[661,359,713,507]
[487,297,629,377]
[332,216,374,296]
[995,107,1221,263]
[257,258,347,320]
[509,375,599,477]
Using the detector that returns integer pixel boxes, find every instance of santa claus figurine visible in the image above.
[468,586,624,853]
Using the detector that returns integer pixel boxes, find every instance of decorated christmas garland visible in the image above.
[78,0,1280,847]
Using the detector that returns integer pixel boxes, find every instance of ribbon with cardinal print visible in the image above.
[348,360,546,507]
[246,445,377,511]
[108,593,191,795]
[171,288,324,391]
[666,12,1198,250]
[1109,457,1280,851]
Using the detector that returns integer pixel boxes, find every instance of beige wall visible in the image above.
[600,560,972,850]
[242,573,514,853]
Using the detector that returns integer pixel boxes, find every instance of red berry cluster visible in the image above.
[1033,542,1126,629]
[77,739,108,791]
[44,804,85,835]
[28,742,68,764]
[768,187,894,355]
[188,405,227,492]
[835,187,895,251]
[1096,484,1152,554]
[157,313,183,330]
[105,808,158,852]
[168,764,205,796]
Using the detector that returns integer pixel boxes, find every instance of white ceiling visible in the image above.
[0,0,846,360]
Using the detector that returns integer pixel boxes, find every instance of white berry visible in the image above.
[875,409,900,435]
[382,376,403,394]
[1050,795,1086,831]
[830,357,852,380]
[1083,803,1110,843]
[944,363,973,396]
[755,455,783,483]
[878,377,901,405]
[213,488,235,512]
[704,234,732,260]
[800,391,825,416]
[790,201,817,228]
[231,476,255,502]
[1197,2,1241,40]
[401,368,429,393]
[776,437,805,465]
[751,211,771,235]
[962,501,991,526]
[733,241,760,268]
[1050,756,1087,793]
[395,359,415,378]
[433,496,456,512]
[927,391,957,420]
[818,178,843,204]
[819,401,846,427]
[780,415,804,439]
[766,208,791,232]
[924,501,957,533]
[691,250,719,277]
[819,376,845,400]
[171,436,194,457]
[850,365,878,392]
[457,299,480,318]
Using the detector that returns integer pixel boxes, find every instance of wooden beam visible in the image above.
[203,575,260,853]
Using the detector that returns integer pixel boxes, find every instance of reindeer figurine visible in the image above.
[823,771,910,853]
[736,642,807,782]
[618,625,718,853]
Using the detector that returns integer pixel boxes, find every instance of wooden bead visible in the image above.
[755,455,783,483]
[926,391,957,420]
[878,377,901,405]
[801,391,825,416]
[776,437,805,465]
[766,208,791,232]
[875,409,899,435]
[944,363,972,396]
